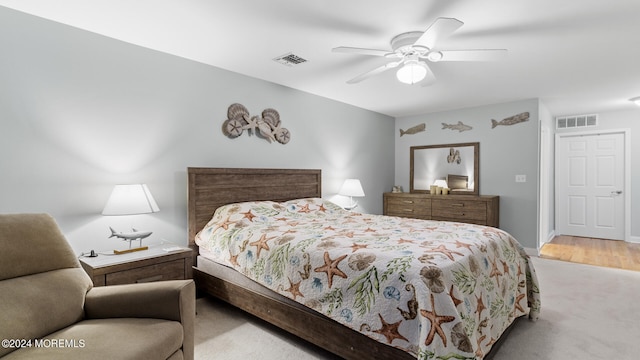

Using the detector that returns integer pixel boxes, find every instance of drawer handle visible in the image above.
[402,209,414,212]
[136,275,163,283]
[402,200,414,204]
[451,203,464,207]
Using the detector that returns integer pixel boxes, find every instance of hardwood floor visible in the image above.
[540,235,640,271]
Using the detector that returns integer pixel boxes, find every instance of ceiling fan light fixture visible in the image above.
[396,61,427,84]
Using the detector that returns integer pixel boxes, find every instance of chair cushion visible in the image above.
[0,213,81,280]
[0,268,93,357]
[2,318,184,360]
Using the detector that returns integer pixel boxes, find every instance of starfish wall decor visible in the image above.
[222,103,291,144]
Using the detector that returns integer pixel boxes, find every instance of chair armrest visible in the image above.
[85,280,194,321]
[85,280,195,360]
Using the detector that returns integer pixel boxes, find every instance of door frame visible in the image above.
[555,128,631,241]
[538,123,552,250]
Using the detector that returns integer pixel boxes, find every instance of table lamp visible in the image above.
[102,184,159,254]
[339,179,365,210]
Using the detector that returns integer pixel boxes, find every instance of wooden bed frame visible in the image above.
[187,167,517,360]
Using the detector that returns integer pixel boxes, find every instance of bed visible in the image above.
[188,167,540,360]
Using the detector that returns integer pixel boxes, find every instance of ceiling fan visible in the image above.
[332,17,507,85]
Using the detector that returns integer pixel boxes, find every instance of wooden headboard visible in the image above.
[187,168,322,251]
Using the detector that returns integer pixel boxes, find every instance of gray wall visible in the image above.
[3,7,637,257]
[395,99,541,249]
[0,8,395,253]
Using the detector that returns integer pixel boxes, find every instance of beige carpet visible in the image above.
[194,257,640,359]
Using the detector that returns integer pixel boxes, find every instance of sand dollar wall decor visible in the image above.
[222,103,291,144]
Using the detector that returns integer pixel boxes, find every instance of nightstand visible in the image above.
[80,244,193,286]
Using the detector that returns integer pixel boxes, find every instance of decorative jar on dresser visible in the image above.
[383,192,500,228]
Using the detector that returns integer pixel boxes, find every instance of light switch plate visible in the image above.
[515,175,527,183]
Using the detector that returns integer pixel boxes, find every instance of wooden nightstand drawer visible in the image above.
[105,258,186,285]
[432,199,486,221]
[80,244,193,286]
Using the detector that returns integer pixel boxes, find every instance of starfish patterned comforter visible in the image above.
[195,198,541,359]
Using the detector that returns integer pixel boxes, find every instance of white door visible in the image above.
[557,132,625,240]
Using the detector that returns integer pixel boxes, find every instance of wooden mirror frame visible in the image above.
[410,142,479,195]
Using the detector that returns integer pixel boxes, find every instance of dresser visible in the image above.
[383,192,500,227]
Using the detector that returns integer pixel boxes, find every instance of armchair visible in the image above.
[0,213,195,360]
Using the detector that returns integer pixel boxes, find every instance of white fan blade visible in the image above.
[436,49,507,61]
[346,61,401,84]
[332,46,391,57]
[420,63,437,86]
[414,17,464,49]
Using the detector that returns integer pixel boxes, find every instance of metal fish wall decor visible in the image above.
[491,112,530,128]
[442,121,473,132]
[399,123,426,137]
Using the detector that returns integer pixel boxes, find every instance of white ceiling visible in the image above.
[2,0,640,118]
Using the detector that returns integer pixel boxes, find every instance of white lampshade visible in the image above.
[339,179,365,197]
[396,61,427,85]
[102,184,160,216]
[433,179,448,188]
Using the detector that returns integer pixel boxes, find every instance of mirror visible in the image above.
[410,142,479,195]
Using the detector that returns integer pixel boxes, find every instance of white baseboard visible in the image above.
[524,247,540,257]
[629,235,640,244]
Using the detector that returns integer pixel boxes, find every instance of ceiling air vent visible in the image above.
[556,114,598,129]
[273,52,308,67]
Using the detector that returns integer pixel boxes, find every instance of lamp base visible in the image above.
[343,199,359,211]
[114,246,148,255]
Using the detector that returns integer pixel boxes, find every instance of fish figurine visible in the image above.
[442,121,473,132]
[491,112,530,128]
[399,123,426,136]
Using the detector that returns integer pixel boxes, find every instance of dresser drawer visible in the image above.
[432,199,487,222]
[386,196,431,218]
[105,258,186,285]
[383,193,499,227]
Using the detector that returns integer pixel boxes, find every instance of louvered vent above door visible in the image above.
[556,114,598,129]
